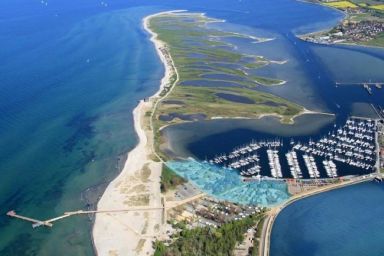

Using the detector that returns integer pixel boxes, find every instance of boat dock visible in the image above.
[335,82,383,95]
[335,82,383,87]
[294,118,376,171]
[6,210,53,228]
[208,117,379,180]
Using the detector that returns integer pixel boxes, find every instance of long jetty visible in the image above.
[335,82,383,87]
[6,210,52,228]
[6,193,205,228]
[6,207,164,228]
[335,82,383,95]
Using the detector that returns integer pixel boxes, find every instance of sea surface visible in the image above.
[0,0,383,255]
[270,181,384,256]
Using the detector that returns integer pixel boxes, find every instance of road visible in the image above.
[259,175,375,256]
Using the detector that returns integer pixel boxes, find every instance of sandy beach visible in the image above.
[211,108,334,124]
[92,11,178,256]
[93,10,336,256]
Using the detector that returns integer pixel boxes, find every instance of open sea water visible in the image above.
[0,0,383,255]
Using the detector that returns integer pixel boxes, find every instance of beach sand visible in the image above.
[92,11,178,256]
[92,10,332,256]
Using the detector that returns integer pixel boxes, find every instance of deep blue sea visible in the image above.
[0,0,383,255]
[271,181,384,256]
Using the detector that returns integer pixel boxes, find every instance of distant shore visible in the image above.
[297,0,384,49]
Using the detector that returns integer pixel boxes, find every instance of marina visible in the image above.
[208,118,378,180]
[286,151,303,179]
[1,0,383,254]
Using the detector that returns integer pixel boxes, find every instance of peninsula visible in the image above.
[92,10,382,256]
[92,11,316,256]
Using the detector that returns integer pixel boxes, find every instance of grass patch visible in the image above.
[370,4,384,11]
[156,86,302,127]
[160,164,186,193]
[135,239,146,254]
[124,194,150,206]
[324,1,358,9]
[140,163,152,182]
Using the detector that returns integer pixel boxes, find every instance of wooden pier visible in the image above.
[335,82,383,96]
[6,193,204,228]
[6,210,52,228]
[6,207,164,228]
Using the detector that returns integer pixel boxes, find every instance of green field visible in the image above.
[370,4,384,10]
[148,13,303,129]
[322,0,384,10]
[324,1,358,9]
[160,164,185,193]
[156,86,302,124]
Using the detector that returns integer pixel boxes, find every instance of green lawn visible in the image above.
[160,164,186,192]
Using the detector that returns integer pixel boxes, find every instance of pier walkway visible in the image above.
[6,193,205,228]
[335,82,383,87]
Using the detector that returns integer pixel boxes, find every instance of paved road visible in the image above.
[259,215,272,256]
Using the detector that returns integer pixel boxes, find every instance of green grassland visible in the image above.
[324,1,359,9]
[160,164,186,193]
[322,0,384,11]
[148,13,303,129]
[157,86,302,125]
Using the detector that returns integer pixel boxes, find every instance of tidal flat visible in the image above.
[148,12,305,129]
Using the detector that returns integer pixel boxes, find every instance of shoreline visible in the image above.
[93,10,313,254]
[210,108,334,124]
[260,174,377,256]
[93,8,379,256]
[296,0,384,49]
[92,11,180,256]
[157,108,334,134]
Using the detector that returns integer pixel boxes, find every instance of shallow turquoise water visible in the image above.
[167,160,290,206]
